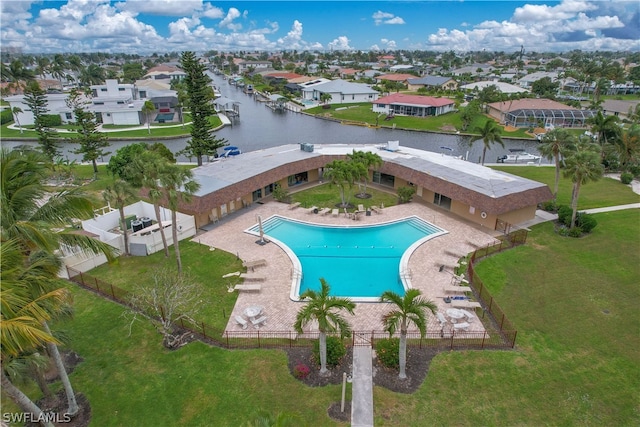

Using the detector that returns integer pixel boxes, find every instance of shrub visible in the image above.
[375,338,399,369]
[541,200,557,212]
[293,363,311,379]
[397,186,416,204]
[620,172,634,185]
[557,205,573,227]
[576,212,598,233]
[312,336,346,368]
[1,109,13,125]
[568,227,583,238]
[40,114,62,127]
[272,183,289,202]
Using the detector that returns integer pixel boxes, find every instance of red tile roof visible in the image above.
[377,73,415,81]
[375,93,454,107]
[263,72,303,80]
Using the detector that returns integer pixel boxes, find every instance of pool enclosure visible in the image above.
[504,108,597,129]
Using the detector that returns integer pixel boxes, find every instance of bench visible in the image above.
[288,201,301,210]
[436,312,448,327]
[443,285,472,293]
[234,284,262,292]
[251,316,267,328]
[235,315,248,329]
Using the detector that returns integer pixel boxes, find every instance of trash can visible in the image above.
[366,210,371,216]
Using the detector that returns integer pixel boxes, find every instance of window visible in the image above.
[100,88,107,92]
[372,171,395,187]
[117,101,124,104]
[288,172,308,186]
[433,193,451,210]
[65,113,72,120]
[264,183,274,196]
[94,102,104,105]
[118,88,125,91]
[252,189,262,202]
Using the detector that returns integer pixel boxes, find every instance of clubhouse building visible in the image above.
[183,143,553,232]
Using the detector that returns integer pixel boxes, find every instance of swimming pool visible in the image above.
[246,215,447,302]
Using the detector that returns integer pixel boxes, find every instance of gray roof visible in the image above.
[301,79,378,95]
[406,76,453,86]
[191,143,546,199]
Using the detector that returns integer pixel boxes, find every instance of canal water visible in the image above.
[1,71,547,164]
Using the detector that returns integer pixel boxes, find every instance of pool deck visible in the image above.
[195,200,500,334]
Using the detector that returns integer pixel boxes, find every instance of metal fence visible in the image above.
[67,229,524,351]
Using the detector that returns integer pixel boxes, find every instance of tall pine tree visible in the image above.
[23,81,60,162]
[67,89,111,174]
[180,51,227,166]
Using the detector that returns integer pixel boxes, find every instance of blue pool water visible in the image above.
[248,215,446,301]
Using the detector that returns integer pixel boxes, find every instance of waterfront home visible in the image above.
[300,79,379,104]
[372,93,455,117]
[487,98,597,129]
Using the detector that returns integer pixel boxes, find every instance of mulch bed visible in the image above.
[284,346,441,423]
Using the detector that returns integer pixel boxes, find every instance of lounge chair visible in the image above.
[309,206,318,214]
[332,208,339,217]
[235,315,248,329]
[370,205,380,214]
[288,201,301,210]
[251,315,267,329]
[234,284,262,292]
[239,273,266,282]
[319,207,331,215]
[452,300,481,309]
[358,204,365,212]
[242,259,267,271]
[459,309,476,322]
[436,312,447,327]
[443,285,472,293]
[453,322,470,331]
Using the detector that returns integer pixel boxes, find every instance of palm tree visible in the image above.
[11,106,24,133]
[159,164,200,274]
[142,100,156,134]
[132,151,171,257]
[0,59,35,93]
[615,126,640,172]
[380,289,437,379]
[323,160,366,208]
[539,129,576,200]
[347,150,383,197]
[0,148,115,259]
[1,240,67,426]
[102,179,137,256]
[563,138,604,228]
[294,278,355,375]
[470,119,504,165]
[588,111,620,148]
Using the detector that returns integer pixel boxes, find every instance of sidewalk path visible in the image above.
[351,347,374,427]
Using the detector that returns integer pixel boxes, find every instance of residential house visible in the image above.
[375,73,416,85]
[4,93,74,126]
[143,64,186,83]
[460,81,530,94]
[238,60,272,73]
[517,71,559,89]
[601,99,640,120]
[450,64,495,77]
[300,79,379,104]
[90,79,146,126]
[487,98,597,129]
[372,93,455,117]
[406,76,458,91]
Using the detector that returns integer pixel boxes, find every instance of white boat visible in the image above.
[497,149,541,163]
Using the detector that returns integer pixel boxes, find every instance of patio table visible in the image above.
[244,306,264,321]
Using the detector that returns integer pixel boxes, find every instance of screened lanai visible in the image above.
[504,108,597,129]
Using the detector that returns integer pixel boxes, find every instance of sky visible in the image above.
[1,0,639,55]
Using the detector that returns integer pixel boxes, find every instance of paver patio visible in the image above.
[195,200,500,335]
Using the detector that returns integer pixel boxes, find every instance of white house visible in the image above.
[4,93,74,126]
[372,93,455,117]
[238,60,272,73]
[300,79,379,104]
[90,79,146,126]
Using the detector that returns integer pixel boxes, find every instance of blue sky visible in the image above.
[1,0,638,54]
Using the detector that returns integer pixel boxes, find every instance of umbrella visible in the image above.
[440,146,453,151]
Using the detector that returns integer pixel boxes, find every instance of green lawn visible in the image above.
[492,165,640,209]
[289,183,398,210]
[88,240,243,330]
[306,102,532,138]
[0,114,221,139]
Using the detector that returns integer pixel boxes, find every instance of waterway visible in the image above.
[0,71,548,164]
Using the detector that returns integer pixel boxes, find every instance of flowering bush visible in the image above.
[293,362,311,379]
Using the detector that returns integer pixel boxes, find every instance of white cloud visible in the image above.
[380,38,397,49]
[219,7,242,31]
[116,0,203,16]
[372,10,405,26]
[327,36,353,51]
